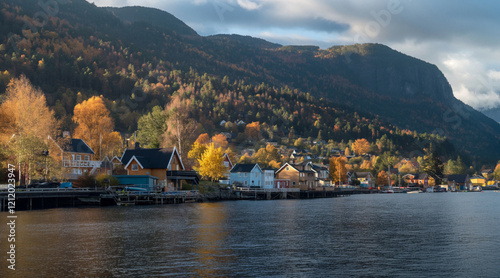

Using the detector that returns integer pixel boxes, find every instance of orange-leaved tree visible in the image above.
[352,138,370,155]
[376,170,389,186]
[212,133,228,149]
[73,96,122,160]
[244,121,261,141]
[329,156,347,185]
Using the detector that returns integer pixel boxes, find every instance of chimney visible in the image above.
[135,142,141,149]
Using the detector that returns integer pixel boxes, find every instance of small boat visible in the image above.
[407,190,422,194]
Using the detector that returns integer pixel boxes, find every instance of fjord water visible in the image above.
[2,192,500,277]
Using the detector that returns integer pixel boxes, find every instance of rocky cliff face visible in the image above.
[293,44,500,162]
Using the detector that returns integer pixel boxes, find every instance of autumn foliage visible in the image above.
[73,96,122,159]
[352,139,370,155]
[197,143,227,184]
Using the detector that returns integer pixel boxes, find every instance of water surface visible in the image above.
[1,192,500,277]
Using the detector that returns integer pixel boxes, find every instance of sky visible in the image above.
[90,0,500,111]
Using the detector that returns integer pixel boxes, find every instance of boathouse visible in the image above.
[121,146,199,191]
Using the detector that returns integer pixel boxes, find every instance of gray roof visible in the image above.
[447,174,469,183]
[230,164,260,173]
[64,139,94,154]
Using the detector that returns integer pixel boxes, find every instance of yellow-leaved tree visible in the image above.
[0,75,58,184]
[73,96,122,160]
[198,143,226,185]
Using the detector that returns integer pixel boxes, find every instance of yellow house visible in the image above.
[470,175,487,187]
[275,163,317,190]
[121,147,198,191]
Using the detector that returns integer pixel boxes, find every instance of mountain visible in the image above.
[106,6,198,37]
[482,107,500,123]
[0,0,499,164]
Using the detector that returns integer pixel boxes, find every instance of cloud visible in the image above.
[90,0,500,109]
[442,53,500,110]
[237,0,261,10]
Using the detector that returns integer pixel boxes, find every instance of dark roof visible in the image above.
[64,139,94,154]
[447,174,469,183]
[230,164,259,173]
[301,170,315,174]
[121,148,175,169]
[310,164,328,171]
[355,172,373,178]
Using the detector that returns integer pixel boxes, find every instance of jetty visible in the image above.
[233,187,357,200]
[0,188,200,211]
[0,186,362,211]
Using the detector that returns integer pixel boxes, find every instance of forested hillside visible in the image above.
[0,0,498,165]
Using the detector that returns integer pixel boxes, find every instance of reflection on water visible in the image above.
[1,193,500,277]
[193,203,235,277]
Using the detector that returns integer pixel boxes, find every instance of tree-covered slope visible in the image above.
[0,0,499,163]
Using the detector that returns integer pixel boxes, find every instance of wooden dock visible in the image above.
[0,188,201,211]
[102,190,201,206]
[0,188,108,211]
[234,187,356,200]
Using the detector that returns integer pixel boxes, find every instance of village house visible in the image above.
[275,162,316,190]
[49,137,100,180]
[121,145,198,191]
[222,153,233,178]
[354,172,375,188]
[230,163,263,187]
[470,175,487,187]
[262,168,275,189]
[99,156,123,176]
[403,173,435,187]
[447,174,472,191]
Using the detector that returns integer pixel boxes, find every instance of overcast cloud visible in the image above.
[91,0,500,110]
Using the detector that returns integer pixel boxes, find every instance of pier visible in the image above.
[0,188,201,211]
[0,187,361,211]
[233,187,357,200]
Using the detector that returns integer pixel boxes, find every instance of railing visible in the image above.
[62,160,101,168]
[235,187,300,193]
[0,188,101,193]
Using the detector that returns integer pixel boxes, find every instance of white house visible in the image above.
[230,163,263,187]
[262,168,275,189]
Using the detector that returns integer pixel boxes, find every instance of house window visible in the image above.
[131,164,139,171]
[224,161,229,167]
[239,173,242,177]
[76,155,81,161]
[244,181,247,186]
[244,173,248,177]
[176,164,179,170]
[286,167,289,171]
[84,155,89,161]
